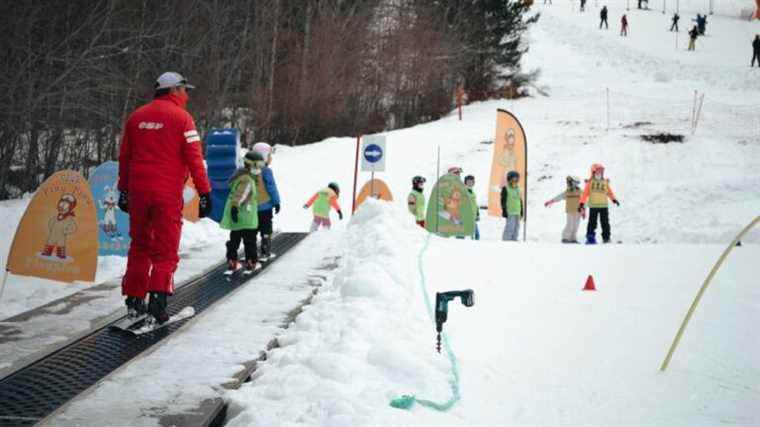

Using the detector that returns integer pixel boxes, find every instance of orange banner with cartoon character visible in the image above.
[356,178,393,207]
[487,109,527,218]
[7,170,98,282]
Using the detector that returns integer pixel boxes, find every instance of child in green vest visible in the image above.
[464,175,480,240]
[579,163,620,244]
[303,182,343,231]
[407,176,426,228]
[220,151,266,275]
[500,171,523,241]
[544,175,584,243]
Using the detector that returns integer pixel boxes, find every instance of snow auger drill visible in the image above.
[435,289,474,353]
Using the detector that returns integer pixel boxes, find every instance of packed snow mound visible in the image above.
[227,200,454,426]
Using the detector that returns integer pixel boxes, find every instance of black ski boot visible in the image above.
[260,235,272,262]
[148,292,170,325]
[125,296,147,319]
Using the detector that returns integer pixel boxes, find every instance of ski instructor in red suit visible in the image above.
[118,71,212,325]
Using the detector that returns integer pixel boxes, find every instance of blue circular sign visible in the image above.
[364,144,383,163]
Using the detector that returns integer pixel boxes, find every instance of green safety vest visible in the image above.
[312,188,335,218]
[466,188,478,219]
[220,172,259,230]
[506,186,521,217]
[408,190,425,221]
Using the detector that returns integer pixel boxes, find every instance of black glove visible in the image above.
[578,203,585,213]
[338,210,343,220]
[199,193,212,218]
[613,199,620,207]
[303,204,309,210]
[118,191,129,213]
[230,206,239,223]
[274,203,281,214]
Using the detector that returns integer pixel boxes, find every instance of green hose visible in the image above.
[389,233,461,411]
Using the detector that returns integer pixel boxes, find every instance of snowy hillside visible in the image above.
[3,2,760,426]
[224,200,759,426]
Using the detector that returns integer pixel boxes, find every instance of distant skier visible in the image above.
[578,164,619,244]
[600,6,609,29]
[464,175,480,240]
[620,14,629,36]
[670,13,679,32]
[303,182,343,231]
[752,35,760,67]
[220,151,265,275]
[251,142,280,262]
[580,0,586,12]
[500,171,523,241]
[544,0,552,4]
[544,176,584,243]
[693,14,706,35]
[688,25,699,51]
[408,176,427,228]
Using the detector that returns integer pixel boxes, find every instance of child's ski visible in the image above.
[109,314,150,333]
[131,306,196,335]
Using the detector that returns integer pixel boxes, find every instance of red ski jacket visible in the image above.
[118,94,211,196]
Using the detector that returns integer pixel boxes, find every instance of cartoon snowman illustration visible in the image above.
[99,185,119,239]
[40,193,79,261]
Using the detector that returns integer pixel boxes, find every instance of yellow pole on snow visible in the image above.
[660,216,760,372]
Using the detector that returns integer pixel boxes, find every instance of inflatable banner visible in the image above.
[488,109,527,224]
[182,177,200,223]
[356,178,393,207]
[89,161,130,256]
[7,170,98,282]
[206,128,241,222]
[425,173,475,238]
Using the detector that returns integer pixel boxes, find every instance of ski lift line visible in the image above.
[389,233,461,412]
[660,216,760,372]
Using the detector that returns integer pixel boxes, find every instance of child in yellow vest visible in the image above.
[578,164,620,244]
[544,175,584,243]
[407,176,426,227]
[303,182,343,231]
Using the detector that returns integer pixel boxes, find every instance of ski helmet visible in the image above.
[328,182,340,195]
[447,166,463,175]
[566,175,580,186]
[506,171,519,182]
[244,151,266,170]
[464,175,475,185]
[252,142,273,162]
[590,163,605,176]
[412,176,426,186]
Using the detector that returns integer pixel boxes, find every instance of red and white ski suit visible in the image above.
[118,93,211,298]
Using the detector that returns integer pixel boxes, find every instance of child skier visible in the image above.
[688,25,698,51]
[464,175,480,240]
[220,151,266,275]
[578,164,620,244]
[251,142,280,262]
[544,175,584,243]
[500,171,523,241]
[408,176,426,228]
[303,182,343,231]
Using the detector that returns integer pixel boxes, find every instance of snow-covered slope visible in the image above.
[225,200,759,426]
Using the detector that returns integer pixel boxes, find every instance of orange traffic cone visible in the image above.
[583,275,596,291]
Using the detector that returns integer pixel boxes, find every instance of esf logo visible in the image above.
[138,121,164,130]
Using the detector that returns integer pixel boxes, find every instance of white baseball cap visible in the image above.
[155,72,195,90]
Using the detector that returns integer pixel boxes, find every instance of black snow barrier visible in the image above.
[0,233,307,426]
[640,133,685,144]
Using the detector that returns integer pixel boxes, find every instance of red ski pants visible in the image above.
[122,191,183,298]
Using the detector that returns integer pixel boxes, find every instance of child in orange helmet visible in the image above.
[579,164,619,244]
